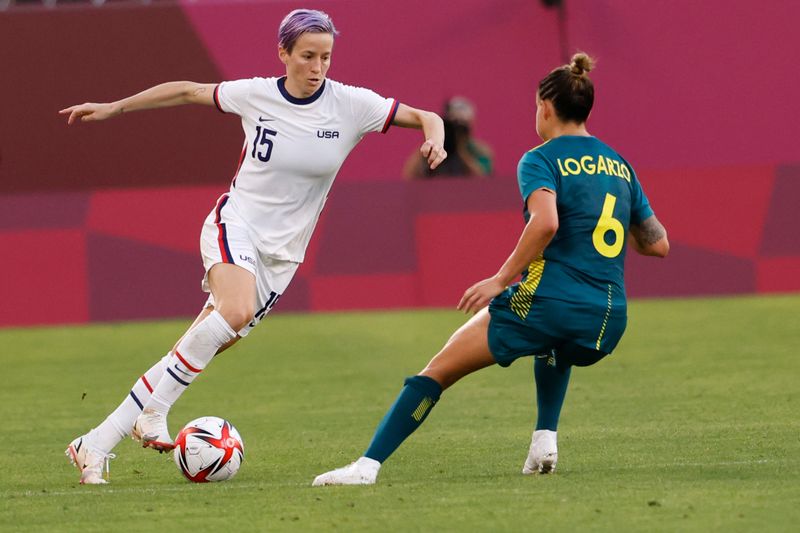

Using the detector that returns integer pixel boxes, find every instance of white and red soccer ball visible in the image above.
[173,416,244,483]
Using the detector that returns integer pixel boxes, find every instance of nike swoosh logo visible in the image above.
[258,116,274,122]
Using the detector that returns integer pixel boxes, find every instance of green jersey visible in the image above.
[511,135,653,318]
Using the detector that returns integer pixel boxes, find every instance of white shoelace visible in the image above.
[99,452,116,481]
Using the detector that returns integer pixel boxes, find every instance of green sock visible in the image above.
[364,375,442,463]
[534,354,571,431]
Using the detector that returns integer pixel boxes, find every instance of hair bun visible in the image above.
[569,52,595,76]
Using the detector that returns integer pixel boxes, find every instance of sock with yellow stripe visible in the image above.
[364,375,442,463]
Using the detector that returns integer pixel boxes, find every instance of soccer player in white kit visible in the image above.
[59,8,447,484]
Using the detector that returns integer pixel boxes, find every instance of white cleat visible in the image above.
[132,408,174,452]
[522,429,558,474]
[65,435,116,485]
[312,457,381,486]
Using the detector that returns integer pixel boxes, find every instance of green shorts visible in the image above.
[487,289,627,369]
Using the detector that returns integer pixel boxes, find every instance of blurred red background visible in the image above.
[1,0,798,326]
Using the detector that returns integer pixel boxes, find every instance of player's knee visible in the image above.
[419,368,455,391]
[216,304,254,332]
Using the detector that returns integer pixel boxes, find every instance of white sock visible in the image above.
[146,310,236,414]
[88,352,171,453]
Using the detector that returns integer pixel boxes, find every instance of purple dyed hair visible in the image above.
[278,9,338,53]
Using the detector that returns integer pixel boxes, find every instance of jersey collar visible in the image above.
[278,76,326,105]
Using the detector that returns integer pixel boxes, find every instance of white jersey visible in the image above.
[213,76,398,262]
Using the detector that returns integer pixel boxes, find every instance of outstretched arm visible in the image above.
[59,81,217,124]
[629,215,669,258]
[392,103,447,170]
[458,189,559,313]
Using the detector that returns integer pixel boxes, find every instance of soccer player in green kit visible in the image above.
[313,53,669,485]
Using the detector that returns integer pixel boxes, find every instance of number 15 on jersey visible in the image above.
[252,126,278,163]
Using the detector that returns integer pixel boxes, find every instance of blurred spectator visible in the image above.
[404,96,493,179]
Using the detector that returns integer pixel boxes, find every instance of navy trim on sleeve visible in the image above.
[213,84,225,113]
[381,99,400,133]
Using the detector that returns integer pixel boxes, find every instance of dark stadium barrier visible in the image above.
[2,167,799,327]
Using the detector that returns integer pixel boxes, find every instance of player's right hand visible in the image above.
[59,102,118,125]
[457,276,505,314]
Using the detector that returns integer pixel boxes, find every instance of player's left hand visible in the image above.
[420,139,447,170]
[458,276,505,314]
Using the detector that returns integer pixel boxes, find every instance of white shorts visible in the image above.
[199,194,299,337]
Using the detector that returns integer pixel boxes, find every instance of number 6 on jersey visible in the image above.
[592,193,624,258]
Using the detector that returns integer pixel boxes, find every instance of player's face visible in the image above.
[279,32,334,98]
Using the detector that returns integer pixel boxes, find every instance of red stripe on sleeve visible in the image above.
[381,99,400,134]
[213,84,225,114]
[141,375,153,393]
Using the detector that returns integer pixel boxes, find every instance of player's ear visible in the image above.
[543,99,555,121]
[278,45,289,65]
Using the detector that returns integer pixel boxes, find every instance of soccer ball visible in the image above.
[173,416,244,483]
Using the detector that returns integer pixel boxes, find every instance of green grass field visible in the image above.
[1,294,798,532]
